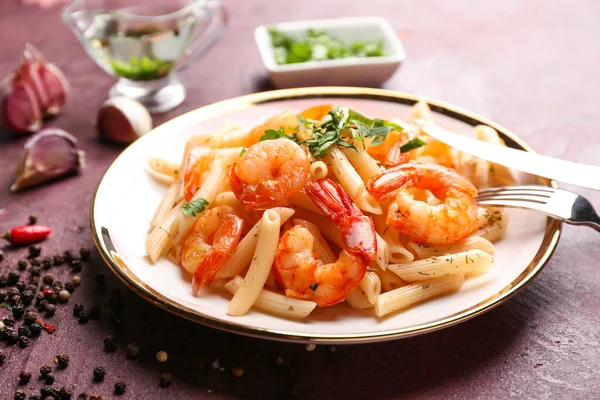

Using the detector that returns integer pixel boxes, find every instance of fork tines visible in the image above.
[476,185,556,204]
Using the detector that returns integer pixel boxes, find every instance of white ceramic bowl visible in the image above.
[255,18,406,88]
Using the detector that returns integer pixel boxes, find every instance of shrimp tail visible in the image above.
[305,179,377,262]
[367,163,416,200]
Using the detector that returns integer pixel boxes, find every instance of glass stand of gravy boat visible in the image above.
[62,0,227,113]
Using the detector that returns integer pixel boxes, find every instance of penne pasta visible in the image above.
[346,287,374,309]
[309,161,329,180]
[216,207,295,279]
[211,191,241,208]
[375,273,465,317]
[376,268,407,292]
[148,158,180,180]
[225,276,317,319]
[407,236,495,260]
[412,100,435,123]
[473,206,509,242]
[388,249,493,282]
[228,210,281,316]
[372,233,390,271]
[354,189,383,215]
[474,125,517,186]
[150,181,182,229]
[325,146,365,199]
[341,147,384,183]
[359,271,381,305]
[289,191,325,215]
[383,227,414,264]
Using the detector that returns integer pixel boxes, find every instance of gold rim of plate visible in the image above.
[89,87,562,344]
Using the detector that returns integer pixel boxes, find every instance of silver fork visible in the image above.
[476,185,600,232]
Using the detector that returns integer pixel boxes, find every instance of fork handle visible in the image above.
[567,220,600,232]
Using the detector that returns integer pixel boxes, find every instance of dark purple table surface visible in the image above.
[1,1,600,399]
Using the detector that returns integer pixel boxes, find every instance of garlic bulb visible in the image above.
[11,128,85,191]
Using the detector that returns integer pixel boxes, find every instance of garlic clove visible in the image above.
[0,73,43,134]
[97,97,152,144]
[25,44,70,117]
[11,128,85,191]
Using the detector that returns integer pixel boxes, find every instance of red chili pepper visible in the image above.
[42,289,53,297]
[42,323,56,334]
[1,225,51,245]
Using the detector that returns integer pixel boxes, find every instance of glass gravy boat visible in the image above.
[62,0,227,113]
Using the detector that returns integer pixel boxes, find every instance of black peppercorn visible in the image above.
[8,270,21,285]
[29,321,42,337]
[52,281,63,291]
[64,282,75,293]
[37,299,48,312]
[16,281,26,292]
[92,366,105,382]
[0,250,3,262]
[56,353,70,369]
[53,255,64,266]
[72,304,84,317]
[30,258,41,267]
[40,364,52,377]
[89,306,101,320]
[14,390,26,400]
[18,336,29,348]
[0,291,6,303]
[30,266,41,278]
[7,287,20,299]
[44,373,55,385]
[40,387,53,397]
[28,215,38,225]
[79,248,91,261]
[19,370,32,383]
[42,274,54,285]
[59,386,73,399]
[18,325,31,338]
[21,290,34,306]
[70,259,82,273]
[0,349,5,364]
[45,304,56,317]
[28,245,41,258]
[159,373,172,388]
[0,275,8,287]
[30,395,41,400]
[63,250,74,263]
[103,335,117,352]
[17,259,28,271]
[47,293,59,305]
[9,294,21,306]
[78,310,90,324]
[114,382,126,395]
[23,309,38,325]
[3,316,15,327]
[27,282,38,292]
[13,302,25,319]
[6,330,19,345]
[42,257,52,269]
[125,343,139,359]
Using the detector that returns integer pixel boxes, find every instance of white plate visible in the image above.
[91,87,561,343]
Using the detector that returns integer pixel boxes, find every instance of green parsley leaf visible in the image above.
[181,198,210,217]
[239,148,246,156]
[259,128,300,143]
[309,283,319,291]
[400,138,426,153]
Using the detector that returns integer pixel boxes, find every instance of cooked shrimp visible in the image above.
[180,206,245,294]
[274,225,367,306]
[367,162,478,245]
[229,138,310,210]
[304,178,377,262]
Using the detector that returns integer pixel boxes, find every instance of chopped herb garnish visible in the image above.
[309,283,319,291]
[181,198,209,217]
[400,138,426,153]
[268,28,386,65]
[239,148,246,156]
[259,127,300,143]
